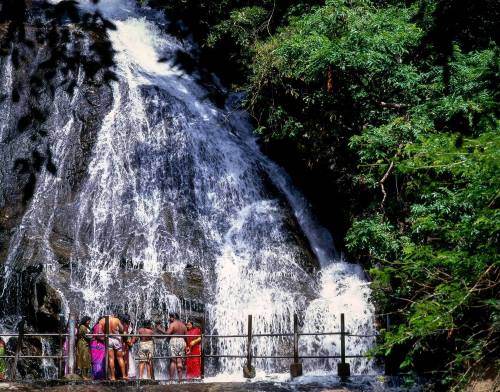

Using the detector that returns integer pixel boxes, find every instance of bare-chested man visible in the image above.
[162,313,187,382]
[137,320,154,379]
[98,315,127,380]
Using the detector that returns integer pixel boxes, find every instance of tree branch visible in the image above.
[379,101,409,109]
[379,161,394,209]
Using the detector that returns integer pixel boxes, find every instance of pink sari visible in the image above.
[90,323,106,379]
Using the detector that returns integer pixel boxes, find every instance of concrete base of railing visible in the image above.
[337,363,350,380]
[242,363,256,378]
[290,363,303,378]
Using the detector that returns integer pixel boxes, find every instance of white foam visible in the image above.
[0,0,378,380]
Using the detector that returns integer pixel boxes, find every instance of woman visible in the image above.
[90,317,106,380]
[0,337,6,380]
[76,316,92,379]
[185,320,202,379]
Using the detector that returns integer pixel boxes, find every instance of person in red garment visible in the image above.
[185,320,202,379]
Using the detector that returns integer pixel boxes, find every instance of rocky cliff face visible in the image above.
[0,0,115,329]
[0,1,319,331]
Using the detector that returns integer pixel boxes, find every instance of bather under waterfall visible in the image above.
[0,0,377,380]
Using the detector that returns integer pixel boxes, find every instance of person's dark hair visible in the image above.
[186,320,196,327]
[143,320,152,328]
[119,313,131,324]
[168,312,179,320]
[79,316,91,326]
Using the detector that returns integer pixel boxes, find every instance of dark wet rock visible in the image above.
[0,10,113,271]
[61,374,82,381]
[182,265,205,302]
[0,3,116,381]
[31,275,62,332]
[0,266,63,332]
[48,230,74,267]
[0,203,24,261]
[6,335,43,380]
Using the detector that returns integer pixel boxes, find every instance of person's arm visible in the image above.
[128,331,137,346]
[183,326,188,344]
[165,324,174,335]
[83,326,91,342]
[186,336,200,354]
[189,337,201,347]
[155,324,167,334]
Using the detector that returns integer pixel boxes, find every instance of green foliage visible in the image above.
[346,215,404,261]
[207,6,269,48]
[142,0,499,387]
[246,0,500,386]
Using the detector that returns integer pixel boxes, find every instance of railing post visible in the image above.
[340,313,345,363]
[58,314,65,379]
[67,314,76,375]
[10,318,25,380]
[242,314,255,378]
[104,316,109,380]
[337,313,350,381]
[290,313,303,377]
[247,314,252,367]
[200,317,205,380]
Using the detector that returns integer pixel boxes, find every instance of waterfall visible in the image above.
[0,56,13,141]
[0,0,377,379]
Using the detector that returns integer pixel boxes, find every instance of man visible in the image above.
[98,315,127,380]
[163,313,187,382]
[119,314,132,380]
[137,320,155,379]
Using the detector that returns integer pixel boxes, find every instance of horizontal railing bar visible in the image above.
[0,332,380,339]
[86,334,201,338]
[0,352,370,360]
[204,354,369,359]
[0,333,68,337]
[298,332,344,336]
[1,332,376,338]
[255,355,342,359]
[0,355,67,359]
[137,354,202,360]
[204,332,361,338]
[300,355,368,359]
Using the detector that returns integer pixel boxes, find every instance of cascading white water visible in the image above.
[0,56,13,141]
[1,0,377,380]
[40,337,59,379]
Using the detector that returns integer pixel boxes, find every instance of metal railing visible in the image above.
[0,313,376,381]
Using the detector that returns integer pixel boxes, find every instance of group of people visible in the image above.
[74,313,202,381]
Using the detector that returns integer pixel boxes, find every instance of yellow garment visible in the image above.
[76,325,91,377]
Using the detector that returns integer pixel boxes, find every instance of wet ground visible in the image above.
[0,376,417,392]
[0,381,354,392]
